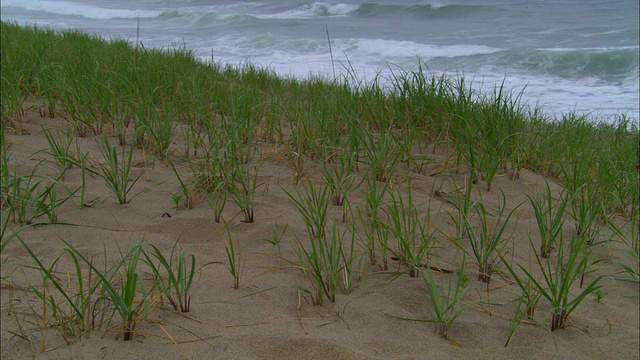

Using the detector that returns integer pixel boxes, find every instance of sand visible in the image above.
[1,104,638,359]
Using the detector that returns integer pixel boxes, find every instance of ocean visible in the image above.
[2,0,638,122]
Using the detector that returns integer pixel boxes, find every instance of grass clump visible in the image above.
[227,163,260,223]
[66,242,158,341]
[385,185,434,278]
[395,256,473,341]
[464,192,522,283]
[3,163,75,225]
[527,182,568,258]
[144,243,207,312]
[323,152,361,222]
[70,136,144,205]
[7,236,208,345]
[284,181,358,305]
[501,232,604,331]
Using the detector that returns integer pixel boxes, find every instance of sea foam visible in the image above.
[2,0,162,20]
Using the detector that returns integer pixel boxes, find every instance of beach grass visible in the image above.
[2,23,636,201]
[384,183,434,278]
[464,190,522,283]
[1,21,639,351]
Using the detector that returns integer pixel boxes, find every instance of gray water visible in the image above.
[2,0,639,122]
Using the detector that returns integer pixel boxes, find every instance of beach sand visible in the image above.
[1,102,638,359]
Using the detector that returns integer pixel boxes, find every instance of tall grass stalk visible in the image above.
[339,223,361,294]
[359,123,401,183]
[614,241,639,284]
[358,172,391,267]
[479,83,528,191]
[0,74,26,125]
[610,196,639,284]
[73,144,89,209]
[137,104,177,160]
[4,164,75,225]
[631,196,639,255]
[0,126,11,209]
[528,182,569,258]
[228,162,260,223]
[224,227,242,290]
[223,90,260,165]
[4,165,36,225]
[202,180,227,223]
[323,151,359,207]
[464,192,522,283]
[569,183,606,244]
[448,172,478,239]
[37,177,77,223]
[190,155,227,222]
[503,288,540,347]
[284,181,356,304]
[288,220,354,305]
[499,249,542,324]
[65,241,159,340]
[385,185,433,277]
[418,256,473,339]
[144,243,199,312]
[93,136,142,204]
[16,237,101,346]
[40,124,74,179]
[284,181,330,240]
[169,161,196,210]
[516,235,603,331]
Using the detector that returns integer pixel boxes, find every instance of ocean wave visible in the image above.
[263,2,359,19]
[1,0,162,20]
[352,2,490,18]
[154,3,357,22]
[149,3,354,26]
[207,35,503,68]
[156,9,262,26]
[346,38,502,59]
[251,2,489,19]
[153,2,486,22]
[491,48,639,80]
[2,0,491,22]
